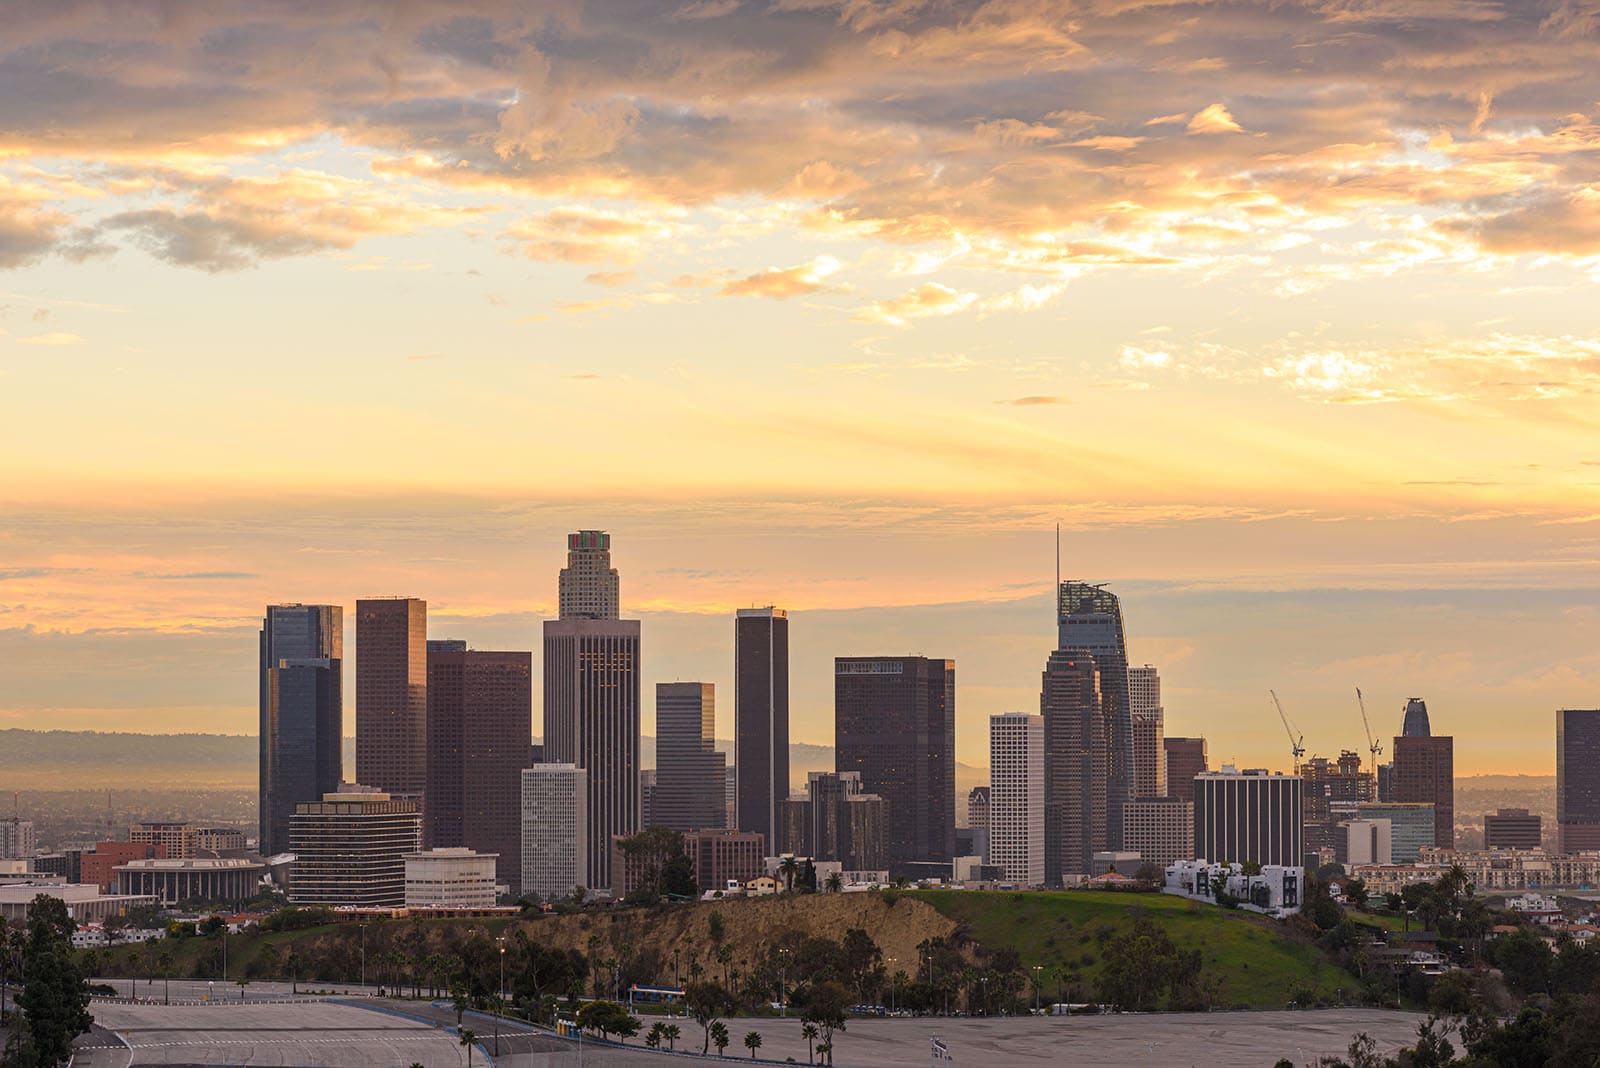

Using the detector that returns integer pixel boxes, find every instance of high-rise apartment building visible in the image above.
[559,530,620,620]
[1483,808,1541,851]
[425,643,532,891]
[1057,582,1133,847]
[355,598,428,799]
[1557,709,1600,852]
[1402,697,1431,738]
[1393,734,1453,850]
[288,788,421,907]
[1164,737,1208,801]
[1301,751,1376,853]
[835,656,956,864]
[1040,647,1107,882]
[1129,665,1166,798]
[0,819,36,861]
[778,771,889,870]
[989,713,1045,888]
[655,682,727,832]
[1122,797,1194,870]
[259,603,343,855]
[1193,769,1304,868]
[520,764,588,902]
[735,607,789,850]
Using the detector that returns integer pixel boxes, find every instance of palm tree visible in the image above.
[664,1023,681,1050]
[459,1028,477,1067]
[710,1021,731,1056]
[157,950,174,1005]
[744,1030,763,1058]
[779,856,799,892]
[825,871,843,894]
[802,1022,819,1064]
[287,952,305,996]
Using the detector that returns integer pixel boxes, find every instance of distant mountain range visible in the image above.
[0,728,990,794]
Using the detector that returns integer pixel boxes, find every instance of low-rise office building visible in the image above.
[0,883,156,925]
[289,788,421,908]
[114,857,266,907]
[404,848,498,908]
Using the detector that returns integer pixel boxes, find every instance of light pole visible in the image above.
[496,937,506,1058]
[359,923,367,992]
[980,976,989,1017]
[221,928,227,988]
[778,949,790,1017]
[1031,966,1042,1014]
[886,958,896,1013]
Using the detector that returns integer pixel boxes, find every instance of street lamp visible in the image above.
[358,923,367,992]
[980,976,989,1017]
[495,937,506,1058]
[777,949,790,1017]
[1031,966,1042,1014]
[886,958,897,1014]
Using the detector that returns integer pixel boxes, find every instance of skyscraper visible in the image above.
[778,771,888,870]
[989,712,1045,888]
[1164,737,1208,800]
[521,763,588,902]
[1557,709,1600,852]
[355,597,428,799]
[425,642,532,891]
[259,604,343,856]
[1193,769,1304,868]
[559,530,620,620]
[1129,664,1165,798]
[1393,734,1453,850]
[1041,648,1107,882]
[735,607,789,849]
[544,531,640,893]
[1402,697,1431,738]
[1057,582,1133,847]
[835,656,956,865]
[289,787,421,907]
[655,682,727,832]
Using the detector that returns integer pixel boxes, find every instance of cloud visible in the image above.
[506,207,684,265]
[853,282,977,326]
[719,256,841,299]
[1186,103,1244,135]
[996,395,1066,406]
[18,332,82,346]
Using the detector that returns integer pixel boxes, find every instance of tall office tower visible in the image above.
[521,764,588,902]
[655,683,727,832]
[355,598,428,799]
[735,607,789,850]
[1402,697,1431,737]
[777,771,889,870]
[1164,737,1208,800]
[425,643,532,891]
[259,604,343,852]
[1355,802,1435,861]
[288,788,422,907]
[1057,582,1133,847]
[1040,648,1107,882]
[1557,709,1600,852]
[1484,808,1541,851]
[559,530,620,620]
[263,657,343,858]
[1129,665,1165,798]
[1121,797,1195,870]
[1393,734,1454,850]
[0,818,35,860]
[640,769,657,829]
[989,713,1045,888]
[1193,769,1304,868]
[835,656,957,865]
[1377,761,1394,802]
[967,786,991,833]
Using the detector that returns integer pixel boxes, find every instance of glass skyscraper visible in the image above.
[259,604,343,857]
[1057,582,1134,849]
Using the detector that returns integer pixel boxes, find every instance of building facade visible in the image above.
[288,789,422,907]
[0,819,36,861]
[655,682,727,832]
[355,598,428,799]
[1164,737,1208,801]
[1346,818,1393,866]
[1355,802,1436,862]
[558,530,620,620]
[1484,808,1542,851]
[1558,709,1600,852]
[1402,697,1431,738]
[684,829,767,894]
[778,771,889,870]
[425,644,532,891]
[1122,797,1195,870]
[1393,734,1454,850]
[1056,582,1134,848]
[1193,769,1304,868]
[735,607,789,851]
[114,858,265,907]
[989,712,1045,888]
[1129,665,1166,799]
[520,763,588,903]
[259,603,343,855]
[835,656,956,865]
[81,842,164,892]
[1040,647,1107,882]
[404,848,498,908]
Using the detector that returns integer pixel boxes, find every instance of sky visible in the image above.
[4,1,1600,777]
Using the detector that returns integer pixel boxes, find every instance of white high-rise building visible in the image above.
[521,764,589,902]
[989,713,1045,888]
[1129,664,1165,799]
[558,530,619,620]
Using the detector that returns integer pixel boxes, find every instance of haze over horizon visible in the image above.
[4,3,1600,777]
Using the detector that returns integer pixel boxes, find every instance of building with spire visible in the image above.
[1056,581,1134,849]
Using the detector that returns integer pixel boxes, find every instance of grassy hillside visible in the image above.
[89,890,1354,1010]
[913,889,1353,1007]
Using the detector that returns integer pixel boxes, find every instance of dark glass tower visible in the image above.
[1057,582,1133,848]
[1041,647,1106,882]
[655,682,727,832]
[1558,709,1600,852]
[355,597,428,798]
[1402,697,1431,737]
[259,604,343,856]
[735,608,789,851]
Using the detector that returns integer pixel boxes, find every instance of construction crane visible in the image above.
[1269,689,1305,772]
[1355,687,1383,766]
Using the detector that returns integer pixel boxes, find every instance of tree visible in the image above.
[802,1022,819,1064]
[779,856,800,892]
[616,827,696,903]
[744,1030,764,1058]
[800,981,851,1066]
[459,1028,478,1068]
[1097,919,1203,1012]
[577,999,639,1042]
[15,896,93,1067]
[687,981,735,1054]
[825,871,843,894]
[710,1020,731,1056]
[663,1023,681,1050]
[451,980,470,1025]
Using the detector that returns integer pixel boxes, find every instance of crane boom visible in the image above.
[1269,689,1306,769]
[1356,687,1382,761]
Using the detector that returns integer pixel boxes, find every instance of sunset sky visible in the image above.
[4,1,1600,776]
